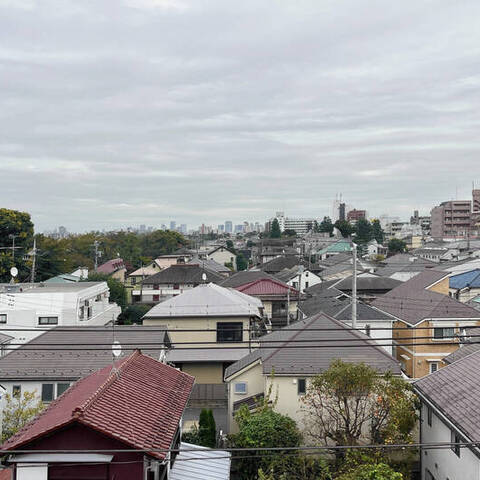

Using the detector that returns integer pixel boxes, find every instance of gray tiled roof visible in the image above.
[260,256,306,274]
[220,270,275,288]
[415,349,480,441]
[372,270,480,325]
[332,275,403,292]
[443,327,480,364]
[143,264,224,285]
[0,326,168,381]
[225,313,400,378]
[298,296,393,321]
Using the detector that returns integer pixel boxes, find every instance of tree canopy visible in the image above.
[371,219,384,244]
[270,219,281,238]
[387,238,407,254]
[317,216,334,235]
[0,208,34,282]
[334,220,355,238]
[301,360,418,447]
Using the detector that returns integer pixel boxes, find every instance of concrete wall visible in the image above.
[420,402,480,480]
[208,249,237,270]
[181,363,224,384]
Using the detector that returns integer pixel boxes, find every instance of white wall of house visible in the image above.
[420,402,480,480]
[341,319,394,355]
[207,249,237,269]
[286,270,321,293]
[0,283,121,347]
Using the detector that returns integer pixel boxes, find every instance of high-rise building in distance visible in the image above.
[225,221,233,234]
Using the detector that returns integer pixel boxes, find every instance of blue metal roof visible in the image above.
[450,269,480,289]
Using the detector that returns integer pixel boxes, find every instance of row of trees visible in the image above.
[0,208,188,283]
[229,360,418,479]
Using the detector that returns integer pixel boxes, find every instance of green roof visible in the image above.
[317,240,352,255]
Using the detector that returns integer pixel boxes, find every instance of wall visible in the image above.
[420,402,480,480]
[427,277,449,295]
[12,422,148,480]
[208,249,237,270]
[227,363,265,433]
[181,363,224,384]
[143,315,251,347]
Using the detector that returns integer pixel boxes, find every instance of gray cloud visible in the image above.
[1,0,480,231]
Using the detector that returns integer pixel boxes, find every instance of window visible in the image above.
[12,385,21,398]
[217,322,243,343]
[451,430,461,457]
[297,378,306,395]
[433,327,455,340]
[0,314,6,324]
[131,277,136,285]
[41,383,54,402]
[153,295,160,302]
[87,306,92,319]
[234,382,247,394]
[79,306,85,320]
[365,324,371,337]
[427,406,432,426]
[38,316,58,325]
[57,383,70,397]
[305,281,309,289]
[430,362,438,374]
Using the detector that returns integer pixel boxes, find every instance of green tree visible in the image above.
[117,304,151,325]
[236,254,248,271]
[354,218,373,244]
[387,238,407,254]
[318,217,334,236]
[1,390,44,442]
[84,273,127,311]
[301,360,418,447]
[336,462,403,480]
[198,408,216,447]
[226,239,235,251]
[34,234,70,281]
[334,220,355,238]
[0,208,34,282]
[230,404,302,479]
[270,219,281,239]
[371,220,384,244]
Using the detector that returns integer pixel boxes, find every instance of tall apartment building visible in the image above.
[430,200,472,239]
[225,221,233,234]
[272,212,315,235]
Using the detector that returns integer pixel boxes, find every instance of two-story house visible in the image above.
[449,269,480,303]
[225,312,401,434]
[132,264,224,305]
[0,282,121,347]
[0,351,197,480]
[372,270,480,378]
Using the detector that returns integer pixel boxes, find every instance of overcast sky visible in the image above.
[1,0,480,232]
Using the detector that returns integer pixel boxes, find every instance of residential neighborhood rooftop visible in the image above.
[1,351,195,460]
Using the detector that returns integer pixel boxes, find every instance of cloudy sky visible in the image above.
[1,0,480,232]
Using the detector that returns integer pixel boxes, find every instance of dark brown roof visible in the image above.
[260,256,306,273]
[415,349,480,441]
[372,270,480,326]
[143,264,224,285]
[0,326,169,381]
[225,313,400,378]
[220,270,275,288]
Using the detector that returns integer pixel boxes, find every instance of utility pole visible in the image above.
[31,237,37,283]
[93,241,100,271]
[352,242,357,329]
[8,234,18,263]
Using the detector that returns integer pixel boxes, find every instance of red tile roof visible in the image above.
[96,258,125,274]
[1,351,194,460]
[236,278,298,296]
[0,469,12,480]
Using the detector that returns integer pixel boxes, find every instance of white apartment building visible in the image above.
[0,282,121,347]
[274,212,315,235]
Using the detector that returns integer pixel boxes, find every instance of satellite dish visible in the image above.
[112,341,122,357]
[202,273,207,281]
[10,267,18,278]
